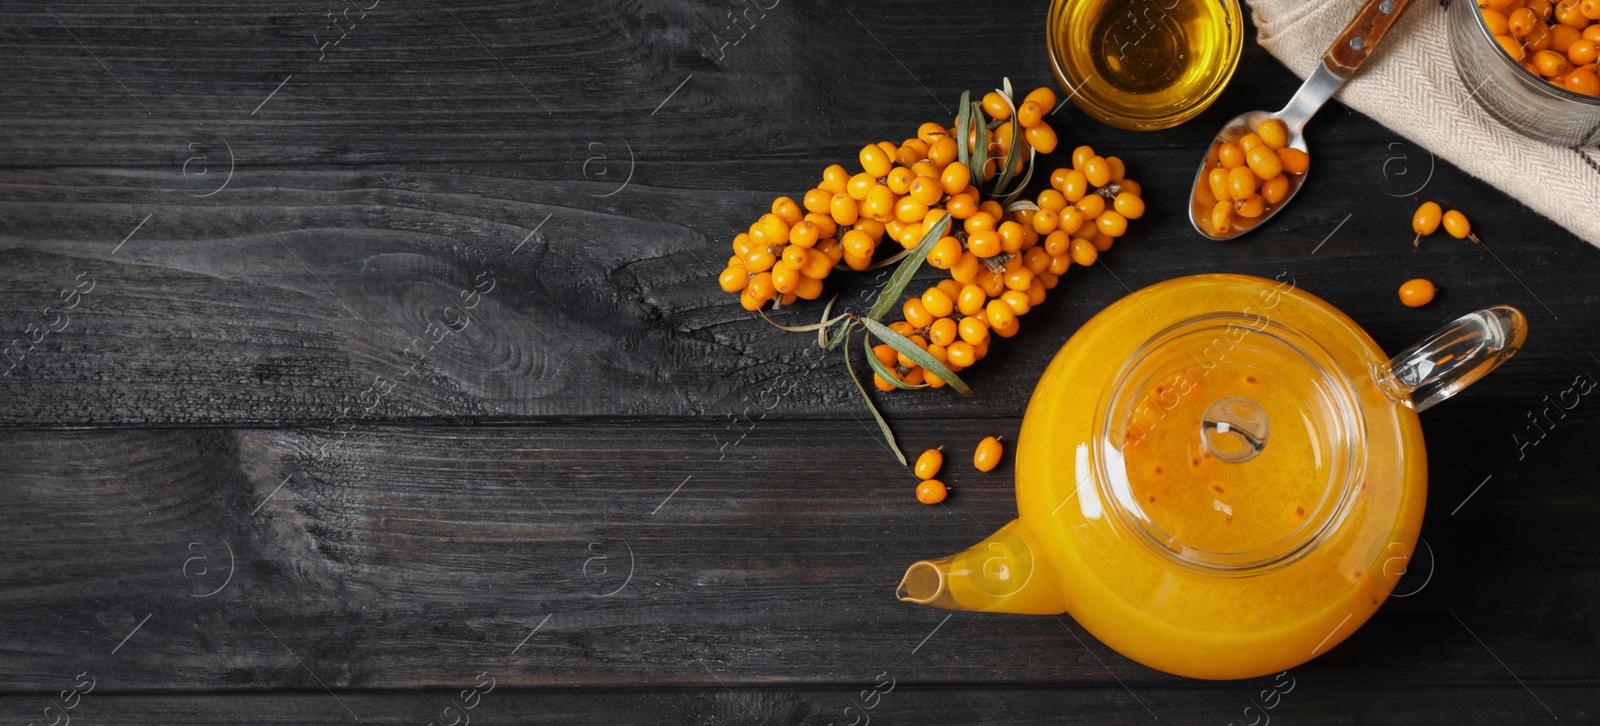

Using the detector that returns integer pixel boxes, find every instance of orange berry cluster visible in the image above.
[1481,0,1600,95]
[869,144,1145,392]
[719,86,1064,312]
[1200,117,1308,235]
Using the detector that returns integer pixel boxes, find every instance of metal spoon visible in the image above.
[1190,0,1416,240]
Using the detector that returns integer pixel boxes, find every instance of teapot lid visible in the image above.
[1093,310,1367,574]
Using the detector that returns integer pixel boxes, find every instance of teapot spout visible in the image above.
[896,518,1066,615]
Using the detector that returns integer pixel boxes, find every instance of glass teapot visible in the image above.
[896,274,1526,680]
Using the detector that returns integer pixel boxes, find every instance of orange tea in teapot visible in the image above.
[898,274,1525,679]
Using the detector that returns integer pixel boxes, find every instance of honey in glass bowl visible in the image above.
[1047,0,1243,131]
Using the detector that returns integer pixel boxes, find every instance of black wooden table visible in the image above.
[2,1,1597,723]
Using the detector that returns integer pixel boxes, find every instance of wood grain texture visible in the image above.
[0,422,1595,702]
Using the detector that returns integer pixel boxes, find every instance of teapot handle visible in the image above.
[1378,306,1527,413]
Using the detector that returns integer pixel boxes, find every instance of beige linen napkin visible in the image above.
[1245,0,1600,245]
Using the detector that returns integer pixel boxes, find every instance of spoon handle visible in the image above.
[1322,0,1415,78]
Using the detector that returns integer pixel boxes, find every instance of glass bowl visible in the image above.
[1046,0,1244,131]
[1449,0,1600,146]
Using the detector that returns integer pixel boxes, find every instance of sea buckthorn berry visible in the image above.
[803,188,832,214]
[1091,231,1115,252]
[789,219,820,248]
[1106,156,1127,182]
[1442,209,1477,240]
[1483,9,1512,35]
[1497,34,1527,61]
[1411,201,1442,245]
[759,213,791,244]
[958,316,989,346]
[818,238,843,264]
[1096,210,1129,238]
[1024,123,1059,154]
[863,186,896,223]
[1234,194,1266,218]
[1399,278,1436,308]
[982,91,1012,120]
[897,222,925,250]
[1070,237,1099,266]
[957,284,986,316]
[847,172,877,200]
[807,213,838,239]
[1017,99,1044,128]
[739,288,762,310]
[977,270,1006,297]
[1036,189,1067,213]
[1004,265,1035,292]
[1208,168,1231,203]
[747,271,775,302]
[889,321,916,336]
[927,136,958,166]
[1001,289,1032,316]
[1552,23,1582,52]
[973,436,1003,472]
[998,221,1027,253]
[946,193,977,219]
[842,252,872,271]
[860,144,892,178]
[1535,48,1574,75]
[1526,21,1552,51]
[1261,175,1290,205]
[1237,132,1265,152]
[821,163,849,193]
[922,287,955,318]
[1217,142,1246,168]
[1278,147,1310,174]
[795,275,822,300]
[718,267,747,293]
[1023,247,1051,274]
[1027,278,1047,306]
[1557,0,1588,27]
[831,193,860,225]
[986,299,1016,329]
[936,279,962,298]
[967,229,1001,258]
[745,247,777,273]
[1569,39,1598,64]
[903,297,934,329]
[947,341,977,367]
[772,196,804,225]
[1114,192,1145,219]
[727,254,744,270]
[1246,145,1284,180]
[965,211,997,235]
[1058,207,1086,236]
[915,449,943,480]
[896,196,929,224]
[1048,253,1071,275]
[842,229,874,258]
[1211,201,1234,234]
[1072,145,1095,170]
[800,248,832,279]
[886,166,916,195]
[1084,156,1112,187]
[928,236,963,269]
[950,252,983,283]
[1061,170,1090,202]
[1117,178,1142,197]
[1024,86,1057,110]
[929,317,958,347]
[903,175,940,206]
[979,200,1004,219]
[1584,0,1600,18]
[770,261,801,294]
[1565,67,1600,94]
[873,372,897,392]
[1257,118,1289,149]
[1227,166,1258,200]
[872,343,898,368]
[918,122,948,144]
[781,244,808,269]
[1075,193,1106,219]
[940,162,973,196]
[733,233,753,256]
[898,138,929,166]
[1033,209,1059,234]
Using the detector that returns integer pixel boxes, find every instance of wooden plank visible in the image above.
[1,153,1596,426]
[0,421,1595,693]
[0,683,1594,725]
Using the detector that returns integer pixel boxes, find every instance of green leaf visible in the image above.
[815,294,839,348]
[992,92,1024,194]
[1000,147,1038,208]
[761,308,850,333]
[970,102,989,194]
[843,332,907,464]
[865,212,950,321]
[955,90,973,171]
[862,317,973,396]
[823,317,853,350]
[1001,77,1014,102]
[862,336,928,390]
[1004,199,1040,213]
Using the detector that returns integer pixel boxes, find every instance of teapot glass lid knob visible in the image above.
[1201,396,1270,464]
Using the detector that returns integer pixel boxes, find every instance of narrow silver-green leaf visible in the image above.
[862,337,928,390]
[1000,147,1038,208]
[955,90,973,171]
[992,89,1024,194]
[1001,77,1014,102]
[1004,199,1040,213]
[865,213,950,321]
[761,309,850,333]
[971,102,989,195]
[843,333,907,464]
[862,318,973,396]
[815,294,839,348]
[822,317,854,350]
